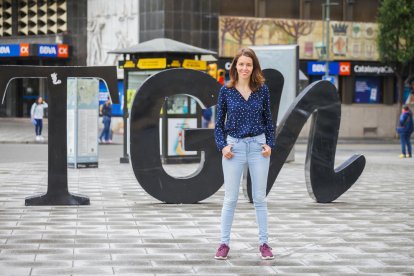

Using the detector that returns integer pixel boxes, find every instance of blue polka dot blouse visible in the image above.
[214,84,275,151]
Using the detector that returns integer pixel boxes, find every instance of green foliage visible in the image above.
[377,0,414,68]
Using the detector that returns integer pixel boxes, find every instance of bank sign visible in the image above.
[0,44,23,57]
[352,63,394,76]
[308,61,394,76]
[37,44,69,58]
[0,44,69,58]
[307,61,352,76]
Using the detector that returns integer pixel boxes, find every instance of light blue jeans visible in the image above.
[220,133,270,245]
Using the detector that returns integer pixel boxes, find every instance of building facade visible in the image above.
[1,0,399,138]
[138,0,396,138]
[0,0,87,117]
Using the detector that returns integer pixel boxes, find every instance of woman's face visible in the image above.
[236,55,253,81]
[37,97,43,104]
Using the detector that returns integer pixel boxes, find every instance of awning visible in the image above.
[109,38,216,55]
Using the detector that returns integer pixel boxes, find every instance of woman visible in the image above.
[30,96,48,141]
[397,105,413,158]
[214,48,275,260]
[99,97,112,143]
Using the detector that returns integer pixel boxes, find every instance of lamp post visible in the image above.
[322,0,338,81]
[323,0,330,78]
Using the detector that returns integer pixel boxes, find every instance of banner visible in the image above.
[219,16,379,61]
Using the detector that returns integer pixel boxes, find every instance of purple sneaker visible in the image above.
[214,243,230,260]
[259,243,275,260]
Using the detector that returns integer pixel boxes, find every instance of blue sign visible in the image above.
[0,44,21,57]
[308,62,339,75]
[99,80,123,116]
[37,44,58,57]
[354,76,381,104]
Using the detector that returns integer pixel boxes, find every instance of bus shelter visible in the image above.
[109,38,217,164]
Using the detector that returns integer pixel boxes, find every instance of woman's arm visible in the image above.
[30,103,35,119]
[214,87,227,151]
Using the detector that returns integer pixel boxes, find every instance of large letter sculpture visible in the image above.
[132,68,366,204]
[0,66,119,205]
[269,80,365,203]
[1,67,366,205]
[130,69,222,203]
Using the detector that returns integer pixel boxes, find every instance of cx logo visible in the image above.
[20,44,29,56]
[58,45,69,58]
[339,62,351,76]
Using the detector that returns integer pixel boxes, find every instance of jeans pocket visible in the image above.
[226,136,238,145]
[254,136,266,146]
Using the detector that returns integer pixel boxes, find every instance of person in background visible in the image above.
[30,96,48,141]
[397,105,413,158]
[99,96,112,144]
[214,48,275,260]
[405,80,414,104]
[202,107,213,128]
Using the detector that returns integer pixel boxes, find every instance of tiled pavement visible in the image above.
[0,118,123,144]
[0,118,414,275]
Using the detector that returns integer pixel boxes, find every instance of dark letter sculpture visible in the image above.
[131,68,365,204]
[0,66,119,205]
[130,69,222,203]
[269,80,366,203]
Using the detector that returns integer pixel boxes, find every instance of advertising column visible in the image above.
[67,78,99,168]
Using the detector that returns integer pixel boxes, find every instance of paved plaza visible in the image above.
[0,118,413,275]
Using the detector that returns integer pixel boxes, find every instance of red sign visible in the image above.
[20,43,29,56]
[57,44,69,58]
[339,62,351,76]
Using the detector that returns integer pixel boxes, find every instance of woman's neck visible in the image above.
[236,79,250,89]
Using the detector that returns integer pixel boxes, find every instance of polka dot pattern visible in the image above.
[214,84,275,151]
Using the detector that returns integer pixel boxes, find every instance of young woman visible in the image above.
[397,105,413,158]
[30,96,48,141]
[99,97,113,143]
[214,48,275,260]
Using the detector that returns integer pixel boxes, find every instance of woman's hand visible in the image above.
[222,145,234,159]
[261,144,271,157]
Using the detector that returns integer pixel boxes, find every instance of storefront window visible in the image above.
[167,95,189,114]
[190,98,197,115]
[353,76,381,104]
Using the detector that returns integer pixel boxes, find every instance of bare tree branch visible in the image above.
[245,19,265,45]
[272,19,315,42]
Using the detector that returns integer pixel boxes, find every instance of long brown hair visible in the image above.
[226,48,265,92]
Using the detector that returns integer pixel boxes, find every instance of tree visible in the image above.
[219,17,236,56]
[377,0,414,106]
[245,19,265,45]
[272,19,315,43]
[228,18,248,48]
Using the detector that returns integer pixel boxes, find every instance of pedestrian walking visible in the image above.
[214,48,275,260]
[99,96,112,143]
[397,105,413,158]
[30,96,48,141]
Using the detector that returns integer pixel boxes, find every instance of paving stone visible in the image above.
[114,266,194,274]
[31,266,114,275]
[0,137,414,274]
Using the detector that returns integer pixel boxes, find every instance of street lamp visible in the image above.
[321,0,339,80]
